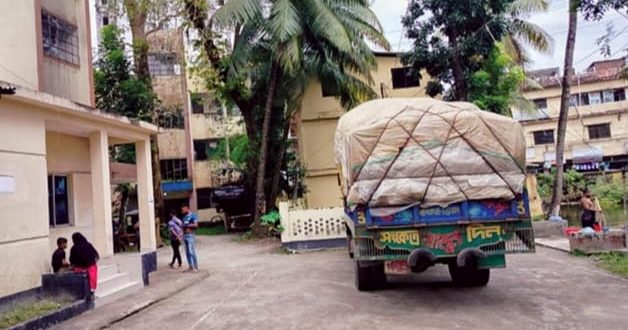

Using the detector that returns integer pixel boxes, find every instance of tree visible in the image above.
[549,0,578,217]
[183,0,388,233]
[468,44,526,116]
[117,0,182,224]
[94,25,155,120]
[502,0,554,65]
[579,0,628,20]
[402,0,513,100]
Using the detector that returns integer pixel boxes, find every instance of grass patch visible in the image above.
[196,226,226,236]
[595,252,628,278]
[233,231,254,242]
[0,299,65,329]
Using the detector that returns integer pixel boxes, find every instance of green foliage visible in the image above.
[94,25,157,121]
[260,210,284,235]
[579,0,628,20]
[502,0,553,64]
[214,134,254,169]
[469,44,525,115]
[0,300,66,329]
[402,0,513,100]
[536,172,554,198]
[564,170,587,195]
[109,144,136,164]
[595,252,628,278]
[536,169,586,199]
[196,226,227,236]
[591,179,625,206]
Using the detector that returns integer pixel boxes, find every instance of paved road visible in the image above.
[103,235,628,330]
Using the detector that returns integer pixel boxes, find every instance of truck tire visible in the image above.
[354,260,386,291]
[346,228,354,259]
[448,263,490,287]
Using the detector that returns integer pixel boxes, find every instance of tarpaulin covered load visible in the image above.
[335,98,526,213]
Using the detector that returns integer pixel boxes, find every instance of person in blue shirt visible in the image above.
[181,204,199,271]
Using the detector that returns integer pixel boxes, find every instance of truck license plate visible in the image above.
[385,260,410,275]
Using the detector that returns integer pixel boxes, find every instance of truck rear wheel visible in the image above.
[448,263,490,287]
[346,228,354,259]
[354,261,386,291]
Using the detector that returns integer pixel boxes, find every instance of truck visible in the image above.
[335,98,535,291]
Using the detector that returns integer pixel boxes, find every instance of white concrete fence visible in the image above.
[278,202,346,245]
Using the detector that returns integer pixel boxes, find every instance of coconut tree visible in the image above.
[186,0,389,230]
[503,0,554,65]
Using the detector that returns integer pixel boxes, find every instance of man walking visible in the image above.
[181,204,199,271]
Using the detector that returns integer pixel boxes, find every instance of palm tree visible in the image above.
[503,0,554,65]
[210,0,390,229]
[549,0,578,217]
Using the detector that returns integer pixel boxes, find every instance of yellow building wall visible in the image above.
[191,114,219,140]
[40,0,94,106]
[193,160,213,188]
[0,0,39,89]
[299,54,427,208]
[158,129,187,159]
[525,174,544,219]
[0,102,49,296]
[517,80,628,164]
[45,132,95,251]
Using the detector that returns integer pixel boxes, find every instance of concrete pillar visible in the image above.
[136,138,156,252]
[89,130,113,257]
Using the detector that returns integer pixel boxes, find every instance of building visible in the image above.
[513,57,628,173]
[143,29,244,221]
[296,53,427,208]
[0,0,157,302]
[92,6,243,222]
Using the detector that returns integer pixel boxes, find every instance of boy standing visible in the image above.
[181,204,199,271]
[51,237,69,273]
[168,210,183,268]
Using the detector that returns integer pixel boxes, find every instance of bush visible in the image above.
[260,211,283,236]
[591,180,625,206]
[536,169,586,199]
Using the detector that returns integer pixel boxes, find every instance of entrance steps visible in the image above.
[95,258,143,307]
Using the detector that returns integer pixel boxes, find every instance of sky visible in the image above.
[370,0,628,72]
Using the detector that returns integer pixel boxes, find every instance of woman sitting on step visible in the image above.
[70,232,100,296]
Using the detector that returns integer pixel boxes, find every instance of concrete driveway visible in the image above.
[102,235,628,330]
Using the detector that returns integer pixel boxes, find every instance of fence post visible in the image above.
[279,202,290,243]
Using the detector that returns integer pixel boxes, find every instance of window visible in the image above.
[194,139,219,161]
[588,92,602,105]
[48,175,70,227]
[569,95,579,107]
[533,130,554,145]
[160,159,188,181]
[148,53,177,76]
[532,98,547,110]
[613,88,626,102]
[321,81,340,97]
[156,110,184,129]
[190,93,222,117]
[197,188,213,209]
[42,10,79,65]
[579,93,589,105]
[587,123,611,139]
[603,90,615,103]
[102,16,109,26]
[391,67,420,89]
[191,93,206,114]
